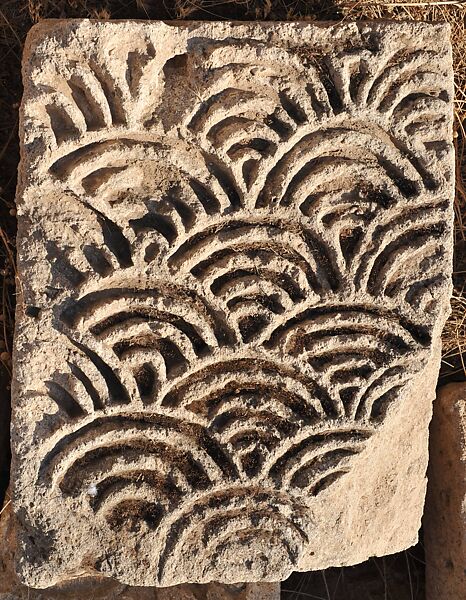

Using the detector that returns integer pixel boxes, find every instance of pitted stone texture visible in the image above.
[424,383,466,600]
[14,20,454,588]
[0,497,279,600]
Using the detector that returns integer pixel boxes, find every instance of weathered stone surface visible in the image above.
[424,383,466,600]
[14,19,454,588]
[0,499,279,599]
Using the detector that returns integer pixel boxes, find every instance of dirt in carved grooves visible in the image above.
[7,17,454,595]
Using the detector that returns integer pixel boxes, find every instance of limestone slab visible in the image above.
[424,383,466,600]
[0,495,279,600]
[14,20,454,588]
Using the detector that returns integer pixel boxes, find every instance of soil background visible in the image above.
[0,1,465,598]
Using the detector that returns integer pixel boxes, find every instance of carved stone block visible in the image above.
[14,20,454,587]
[0,499,280,599]
[425,383,466,600]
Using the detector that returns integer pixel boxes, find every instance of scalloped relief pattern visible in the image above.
[14,20,454,587]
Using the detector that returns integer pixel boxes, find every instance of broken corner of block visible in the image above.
[13,19,454,588]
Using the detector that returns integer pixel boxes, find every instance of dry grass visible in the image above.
[441,293,466,376]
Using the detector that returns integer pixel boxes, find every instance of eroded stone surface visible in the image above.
[14,20,454,588]
[424,383,466,600]
[0,497,279,600]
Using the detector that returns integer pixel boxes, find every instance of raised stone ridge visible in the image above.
[13,19,454,588]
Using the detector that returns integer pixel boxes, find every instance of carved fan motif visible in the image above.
[18,21,453,585]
